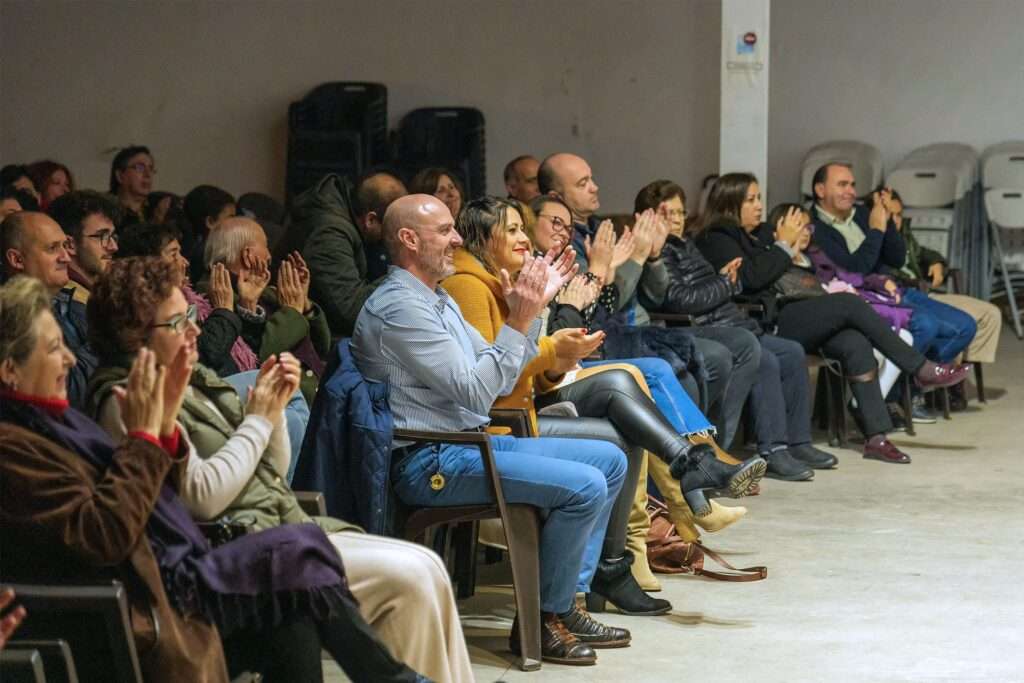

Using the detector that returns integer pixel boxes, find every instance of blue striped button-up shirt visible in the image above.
[351,266,537,439]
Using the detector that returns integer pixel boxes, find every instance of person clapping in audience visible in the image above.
[86,257,470,682]
[0,274,426,682]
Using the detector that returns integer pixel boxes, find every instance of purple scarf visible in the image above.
[806,248,914,331]
[24,402,354,635]
[183,285,260,372]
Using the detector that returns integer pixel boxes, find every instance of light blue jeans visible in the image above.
[391,435,626,613]
[224,370,310,483]
[582,356,714,436]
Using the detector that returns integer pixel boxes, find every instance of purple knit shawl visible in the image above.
[43,406,355,635]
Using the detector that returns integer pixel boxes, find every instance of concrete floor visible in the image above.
[329,324,1023,683]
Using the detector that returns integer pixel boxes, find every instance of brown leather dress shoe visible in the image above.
[509,613,597,666]
[863,437,912,464]
[561,604,631,648]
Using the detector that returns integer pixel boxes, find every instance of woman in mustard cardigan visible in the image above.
[443,197,766,615]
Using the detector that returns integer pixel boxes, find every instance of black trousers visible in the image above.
[687,327,762,449]
[776,293,926,436]
[538,369,693,556]
[222,599,422,683]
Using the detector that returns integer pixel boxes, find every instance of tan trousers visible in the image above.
[930,293,1003,364]
[330,531,473,683]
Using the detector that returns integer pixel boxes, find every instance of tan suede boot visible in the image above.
[625,453,662,591]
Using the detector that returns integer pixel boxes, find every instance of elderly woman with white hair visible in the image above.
[200,216,331,404]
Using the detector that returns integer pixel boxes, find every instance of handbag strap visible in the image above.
[692,541,768,582]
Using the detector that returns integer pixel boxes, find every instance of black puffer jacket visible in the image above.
[661,235,759,333]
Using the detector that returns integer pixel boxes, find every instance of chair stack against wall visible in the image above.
[886,144,987,297]
[982,141,1024,339]
[395,107,487,199]
[286,82,389,200]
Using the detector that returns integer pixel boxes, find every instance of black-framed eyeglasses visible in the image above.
[150,304,198,334]
[538,213,571,231]
[127,162,156,175]
[85,230,118,247]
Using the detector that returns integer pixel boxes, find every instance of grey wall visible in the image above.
[769,0,1024,203]
[0,0,720,213]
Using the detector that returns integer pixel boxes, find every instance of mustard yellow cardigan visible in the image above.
[442,248,562,433]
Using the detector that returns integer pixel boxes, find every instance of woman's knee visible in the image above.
[592,368,649,400]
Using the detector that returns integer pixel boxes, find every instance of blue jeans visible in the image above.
[582,357,714,436]
[903,288,977,363]
[224,370,311,483]
[391,436,626,613]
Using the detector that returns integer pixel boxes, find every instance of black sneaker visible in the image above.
[560,604,631,648]
[763,449,814,481]
[788,443,838,469]
[669,444,766,517]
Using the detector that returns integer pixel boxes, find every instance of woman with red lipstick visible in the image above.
[444,196,766,617]
[0,274,427,682]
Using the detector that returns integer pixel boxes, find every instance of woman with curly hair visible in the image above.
[0,273,424,682]
[87,257,471,683]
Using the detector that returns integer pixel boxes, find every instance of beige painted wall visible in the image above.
[768,0,1024,203]
[0,0,721,213]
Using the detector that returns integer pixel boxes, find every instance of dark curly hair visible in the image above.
[47,190,122,242]
[87,256,179,358]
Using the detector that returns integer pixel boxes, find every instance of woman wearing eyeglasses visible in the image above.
[86,257,472,682]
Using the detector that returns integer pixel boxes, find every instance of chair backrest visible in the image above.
[8,582,143,683]
[801,140,883,199]
[984,188,1024,229]
[4,641,78,683]
[0,649,46,683]
[886,143,978,207]
[981,141,1024,188]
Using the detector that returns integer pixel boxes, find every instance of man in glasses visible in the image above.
[0,211,98,407]
[48,190,121,304]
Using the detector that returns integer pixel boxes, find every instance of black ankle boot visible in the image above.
[669,443,766,517]
[585,552,671,616]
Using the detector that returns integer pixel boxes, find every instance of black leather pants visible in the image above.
[537,369,695,557]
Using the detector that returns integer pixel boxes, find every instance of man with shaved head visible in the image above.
[504,154,541,203]
[353,194,632,666]
[538,153,759,449]
[289,169,408,337]
[1,211,98,406]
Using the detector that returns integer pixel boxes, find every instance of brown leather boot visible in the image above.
[509,613,597,666]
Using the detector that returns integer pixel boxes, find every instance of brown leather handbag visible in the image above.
[645,497,767,582]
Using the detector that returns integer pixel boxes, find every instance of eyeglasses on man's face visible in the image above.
[127,162,156,175]
[538,213,571,232]
[84,230,118,247]
[662,208,687,220]
[151,304,198,334]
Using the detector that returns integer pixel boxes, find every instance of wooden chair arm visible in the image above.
[649,311,696,326]
[293,491,327,517]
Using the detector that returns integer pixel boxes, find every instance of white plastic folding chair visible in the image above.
[984,188,1024,339]
[886,143,979,259]
[982,141,1024,189]
[800,140,883,201]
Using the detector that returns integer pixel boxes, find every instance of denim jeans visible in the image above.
[391,436,626,613]
[224,370,311,483]
[582,357,714,437]
[902,288,977,363]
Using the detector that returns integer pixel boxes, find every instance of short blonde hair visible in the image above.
[0,275,51,366]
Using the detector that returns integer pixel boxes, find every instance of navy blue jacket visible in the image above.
[54,288,98,409]
[810,205,906,275]
[293,340,395,535]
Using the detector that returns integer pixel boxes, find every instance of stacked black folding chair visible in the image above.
[286,82,388,200]
[396,107,486,199]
